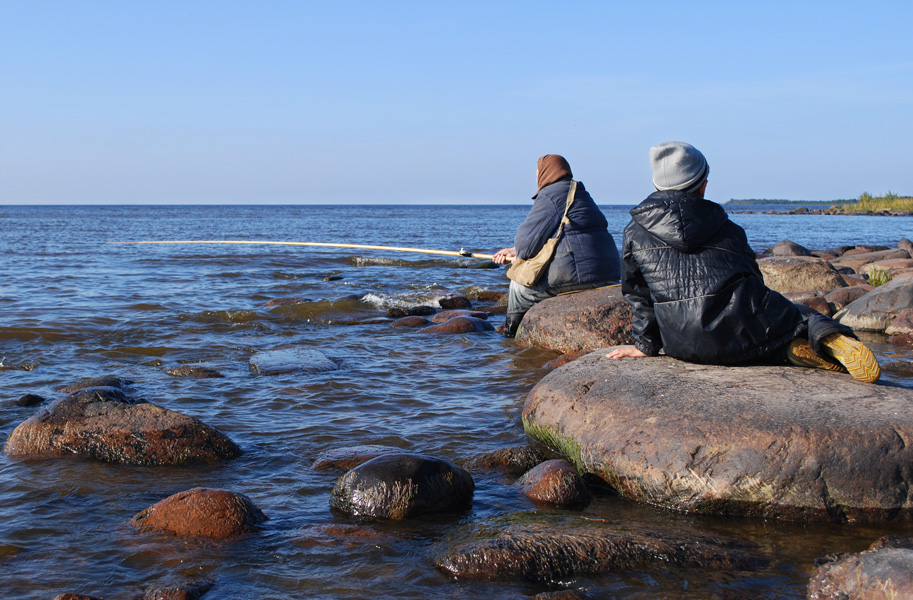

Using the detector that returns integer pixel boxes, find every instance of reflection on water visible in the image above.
[0,205,911,599]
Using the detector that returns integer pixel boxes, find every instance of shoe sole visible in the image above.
[786,339,846,372]
[822,335,881,383]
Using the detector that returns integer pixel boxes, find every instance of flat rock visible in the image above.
[465,445,547,477]
[4,387,241,465]
[836,277,913,332]
[808,536,913,599]
[131,487,266,539]
[523,352,913,522]
[165,365,224,378]
[831,248,912,272]
[757,257,847,293]
[435,513,765,583]
[516,286,633,353]
[249,347,337,376]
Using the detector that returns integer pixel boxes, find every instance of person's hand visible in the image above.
[605,345,648,359]
[492,247,516,265]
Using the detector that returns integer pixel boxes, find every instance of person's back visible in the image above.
[607,141,880,383]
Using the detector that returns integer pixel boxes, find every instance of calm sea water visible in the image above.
[1,204,912,599]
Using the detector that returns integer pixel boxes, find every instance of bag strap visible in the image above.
[552,181,577,239]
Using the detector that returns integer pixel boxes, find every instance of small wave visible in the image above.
[179,309,265,324]
[125,303,169,311]
[268,297,380,323]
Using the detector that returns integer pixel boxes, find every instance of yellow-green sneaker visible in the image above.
[786,338,847,373]
[820,333,881,383]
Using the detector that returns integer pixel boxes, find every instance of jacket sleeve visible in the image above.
[621,229,663,356]
[514,192,563,259]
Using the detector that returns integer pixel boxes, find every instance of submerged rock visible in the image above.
[438,294,472,309]
[249,347,337,376]
[430,309,492,323]
[165,365,225,378]
[311,444,402,471]
[15,393,45,407]
[517,286,633,353]
[330,453,474,520]
[390,316,431,328]
[4,386,241,465]
[132,488,266,539]
[435,514,765,582]
[465,445,547,477]
[60,375,134,394]
[417,316,494,334]
[757,257,847,293]
[523,352,913,522]
[143,579,213,600]
[515,459,592,508]
[807,536,913,599]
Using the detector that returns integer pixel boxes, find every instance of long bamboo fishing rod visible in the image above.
[107,240,511,261]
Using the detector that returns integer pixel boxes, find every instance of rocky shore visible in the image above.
[8,238,913,599]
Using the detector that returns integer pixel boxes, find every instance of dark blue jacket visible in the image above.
[514,179,620,291]
[621,190,803,364]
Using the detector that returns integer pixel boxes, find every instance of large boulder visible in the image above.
[836,277,913,332]
[4,387,241,465]
[523,352,913,522]
[131,488,266,539]
[757,257,847,293]
[516,286,633,353]
[435,513,765,582]
[329,453,474,520]
[807,536,913,599]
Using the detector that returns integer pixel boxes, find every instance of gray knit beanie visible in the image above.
[650,141,709,193]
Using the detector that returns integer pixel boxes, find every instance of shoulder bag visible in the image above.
[506,181,577,287]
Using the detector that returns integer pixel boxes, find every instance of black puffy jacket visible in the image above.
[514,179,620,291]
[621,190,802,364]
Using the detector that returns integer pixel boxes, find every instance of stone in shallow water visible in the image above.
[807,535,913,599]
[4,386,241,465]
[523,352,913,522]
[330,453,474,520]
[249,347,337,376]
[515,459,592,508]
[435,513,765,582]
[131,487,266,539]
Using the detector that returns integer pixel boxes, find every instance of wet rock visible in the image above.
[438,295,472,309]
[824,286,873,312]
[888,334,913,347]
[143,579,214,600]
[517,286,633,354]
[836,277,913,332]
[807,536,913,599]
[783,291,831,315]
[249,347,337,376]
[532,591,584,600]
[165,365,224,378]
[132,488,266,539]
[417,316,494,334]
[15,393,45,407]
[53,595,103,600]
[4,386,241,465]
[330,453,474,520]
[390,316,431,328]
[516,459,592,508]
[770,240,812,256]
[542,351,587,370]
[311,444,402,471]
[470,290,506,304]
[465,445,547,477]
[757,257,847,293]
[386,307,409,318]
[409,305,437,316]
[60,375,134,394]
[430,309,492,323]
[435,514,765,582]
[264,297,311,307]
[523,352,913,522]
[882,360,913,376]
[886,309,913,336]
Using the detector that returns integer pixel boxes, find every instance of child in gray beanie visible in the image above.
[606,141,880,383]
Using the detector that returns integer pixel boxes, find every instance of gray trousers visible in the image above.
[506,280,557,314]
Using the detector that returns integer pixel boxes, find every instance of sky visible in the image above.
[1,1,911,205]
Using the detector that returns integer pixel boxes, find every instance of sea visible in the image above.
[1,204,912,599]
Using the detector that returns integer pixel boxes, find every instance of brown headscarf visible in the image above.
[536,154,573,192]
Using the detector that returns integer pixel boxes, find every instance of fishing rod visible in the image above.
[107,240,511,261]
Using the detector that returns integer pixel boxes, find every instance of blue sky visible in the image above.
[1,1,911,205]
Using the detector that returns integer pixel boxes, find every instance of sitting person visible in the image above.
[606,141,880,383]
[493,154,620,337]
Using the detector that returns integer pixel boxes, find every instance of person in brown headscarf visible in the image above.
[493,154,620,337]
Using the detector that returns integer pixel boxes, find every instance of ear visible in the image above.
[699,180,708,197]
